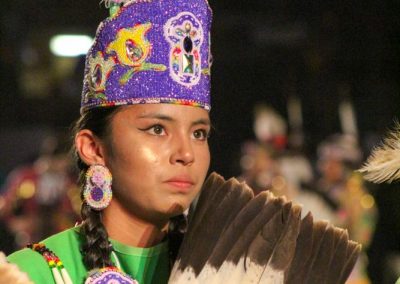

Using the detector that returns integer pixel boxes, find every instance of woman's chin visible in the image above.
[163,202,186,216]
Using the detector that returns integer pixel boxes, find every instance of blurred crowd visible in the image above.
[0,134,80,254]
[237,104,396,284]
[0,104,398,284]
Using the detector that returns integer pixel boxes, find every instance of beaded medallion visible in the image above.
[85,267,139,284]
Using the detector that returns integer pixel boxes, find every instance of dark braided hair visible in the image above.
[72,107,120,270]
[72,106,186,271]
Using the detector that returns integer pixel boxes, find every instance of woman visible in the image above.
[7,0,213,283]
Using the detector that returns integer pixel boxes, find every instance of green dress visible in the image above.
[7,227,170,284]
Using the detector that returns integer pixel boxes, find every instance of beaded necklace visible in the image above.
[28,243,73,284]
[28,243,138,284]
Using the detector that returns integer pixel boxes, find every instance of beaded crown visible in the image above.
[81,0,213,114]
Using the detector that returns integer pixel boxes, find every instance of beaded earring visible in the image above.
[83,164,112,210]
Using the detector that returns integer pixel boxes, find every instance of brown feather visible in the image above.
[326,229,350,284]
[302,220,329,283]
[247,202,293,267]
[268,204,302,271]
[187,172,225,232]
[307,225,335,284]
[183,178,253,275]
[284,212,314,284]
[208,191,267,269]
[226,194,285,265]
[339,241,362,283]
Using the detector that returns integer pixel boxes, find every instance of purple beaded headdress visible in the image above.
[81,0,213,114]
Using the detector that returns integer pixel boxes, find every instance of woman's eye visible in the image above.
[147,125,166,135]
[192,129,209,140]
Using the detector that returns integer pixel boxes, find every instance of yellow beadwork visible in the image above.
[107,23,152,67]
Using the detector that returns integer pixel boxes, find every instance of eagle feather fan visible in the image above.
[169,172,361,284]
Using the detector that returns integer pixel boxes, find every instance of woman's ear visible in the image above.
[75,129,107,166]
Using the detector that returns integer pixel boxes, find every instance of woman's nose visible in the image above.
[170,134,195,166]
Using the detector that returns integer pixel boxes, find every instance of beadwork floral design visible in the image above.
[86,52,115,102]
[106,23,166,85]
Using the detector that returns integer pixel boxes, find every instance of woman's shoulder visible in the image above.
[8,226,80,260]
[8,226,87,283]
[42,225,83,249]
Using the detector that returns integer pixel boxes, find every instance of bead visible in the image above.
[185,22,191,32]
[183,36,193,53]
[91,187,104,202]
[125,39,143,62]
[91,65,103,88]
[182,54,194,74]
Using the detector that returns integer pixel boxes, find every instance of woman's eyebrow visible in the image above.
[192,118,211,126]
[138,113,174,121]
[138,113,210,126]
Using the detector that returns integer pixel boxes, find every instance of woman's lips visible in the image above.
[165,177,194,191]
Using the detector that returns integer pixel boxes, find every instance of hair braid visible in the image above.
[72,107,120,270]
[81,204,113,268]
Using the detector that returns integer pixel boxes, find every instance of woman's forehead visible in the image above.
[116,104,210,120]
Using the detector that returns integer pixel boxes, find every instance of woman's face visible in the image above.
[105,104,211,223]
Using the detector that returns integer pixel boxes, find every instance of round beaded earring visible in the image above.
[83,164,113,210]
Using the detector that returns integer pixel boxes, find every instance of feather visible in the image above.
[208,191,268,268]
[359,123,400,183]
[191,192,281,283]
[226,194,285,265]
[301,220,329,283]
[306,225,335,284]
[169,174,361,284]
[326,229,350,284]
[284,212,314,283]
[256,204,302,283]
[229,202,293,283]
[186,179,253,275]
[268,204,302,271]
[339,241,362,283]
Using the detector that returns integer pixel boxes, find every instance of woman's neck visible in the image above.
[102,200,168,248]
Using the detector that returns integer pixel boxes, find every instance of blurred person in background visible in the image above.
[315,134,376,284]
[0,134,80,249]
[238,104,336,223]
[238,104,291,196]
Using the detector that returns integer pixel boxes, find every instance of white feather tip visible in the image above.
[359,124,400,183]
